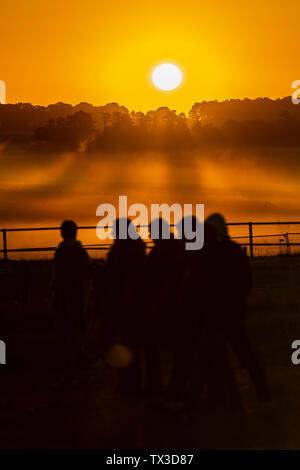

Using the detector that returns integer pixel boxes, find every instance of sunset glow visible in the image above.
[1,1,299,112]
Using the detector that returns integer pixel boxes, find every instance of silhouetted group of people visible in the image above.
[52,214,270,411]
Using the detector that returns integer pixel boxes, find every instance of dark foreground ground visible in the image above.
[0,255,300,449]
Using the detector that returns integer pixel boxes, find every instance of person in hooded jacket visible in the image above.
[205,213,271,402]
[168,217,241,411]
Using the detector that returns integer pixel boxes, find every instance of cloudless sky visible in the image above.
[1,0,298,113]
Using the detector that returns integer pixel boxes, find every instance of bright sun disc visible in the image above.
[152,63,182,91]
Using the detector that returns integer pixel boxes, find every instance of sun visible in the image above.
[152,63,182,91]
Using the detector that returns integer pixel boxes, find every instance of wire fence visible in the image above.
[0,221,300,260]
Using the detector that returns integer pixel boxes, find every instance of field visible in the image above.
[0,255,300,449]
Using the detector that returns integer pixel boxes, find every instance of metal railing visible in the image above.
[1,221,300,259]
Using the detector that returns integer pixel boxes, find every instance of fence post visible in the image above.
[2,229,7,261]
[285,233,291,255]
[248,222,254,258]
[23,262,29,315]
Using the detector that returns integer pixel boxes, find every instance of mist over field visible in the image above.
[0,98,300,254]
[1,147,299,225]
[0,147,299,257]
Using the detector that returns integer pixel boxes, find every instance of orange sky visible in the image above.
[1,0,299,113]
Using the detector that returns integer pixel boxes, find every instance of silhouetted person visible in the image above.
[165,215,202,402]
[144,217,184,394]
[103,217,146,393]
[188,222,242,411]
[53,220,90,377]
[165,217,241,411]
[206,213,271,402]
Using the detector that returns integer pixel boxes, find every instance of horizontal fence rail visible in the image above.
[1,222,300,259]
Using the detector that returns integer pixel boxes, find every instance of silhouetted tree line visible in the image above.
[1,97,300,152]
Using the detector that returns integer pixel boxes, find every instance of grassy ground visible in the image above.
[0,255,299,449]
